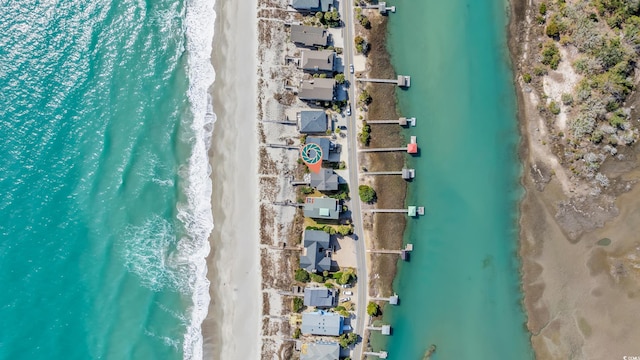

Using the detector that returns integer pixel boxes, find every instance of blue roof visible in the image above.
[301,311,344,336]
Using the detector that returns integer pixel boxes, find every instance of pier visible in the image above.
[368,244,413,260]
[266,143,299,150]
[357,75,411,88]
[370,293,400,305]
[367,324,392,335]
[363,351,388,359]
[364,206,425,217]
[261,119,296,125]
[358,136,418,154]
[365,1,396,14]
[366,117,416,127]
[272,200,304,207]
[362,168,415,180]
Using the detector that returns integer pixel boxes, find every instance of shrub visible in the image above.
[533,65,547,76]
[301,186,314,194]
[354,35,365,45]
[609,113,625,128]
[310,273,324,283]
[358,121,371,145]
[293,327,301,339]
[546,20,560,38]
[295,269,310,282]
[335,73,346,84]
[548,101,561,115]
[292,297,304,312]
[337,268,356,285]
[358,89,372,105]
[337,225,353,236]
[338,332,358,348]
[539,2,547,16]
[541,41,561,69]
[561,93,574,105]
[523,73,532,83]
[358,185,376,203]
[367,302,381,316]
[323,225,337,235]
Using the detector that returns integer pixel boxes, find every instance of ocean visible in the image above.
[0,0,214,359]
[372,0,535,358]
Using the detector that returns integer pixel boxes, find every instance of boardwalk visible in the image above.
[356,75,411,87]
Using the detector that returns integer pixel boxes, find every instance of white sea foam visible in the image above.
[178,0,217,358]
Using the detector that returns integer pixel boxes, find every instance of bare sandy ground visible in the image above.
[511,1,640,358]
[201,0,260,359]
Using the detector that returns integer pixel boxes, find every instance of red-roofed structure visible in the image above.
[407,143,418,154]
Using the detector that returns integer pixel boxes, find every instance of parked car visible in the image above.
[345,104,351,116]
[341,283,352,289]
[343,291,353,296]
[349,64,354,74]
[339,297,351,303]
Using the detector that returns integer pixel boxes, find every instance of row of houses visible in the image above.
[290,25,338,102]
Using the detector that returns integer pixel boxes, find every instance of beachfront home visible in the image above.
[303,197,341,220]
[300,50,335,72]
[300,341,340,360]
[298,110,328,134]
[306,137,340,162]
[300,230,333,273]
[301,311,344,336]
[304,287,338,308]
[310,168,339,191]
[290,0,333,12]
[290,25,329,47]
[298,78,336,102]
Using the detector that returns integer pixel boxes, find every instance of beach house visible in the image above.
[310,168,339,191]
[306,137,341,162]
[300,50,335,73]
[297,110,328,134]
[290,25,329,47]
[304,287,338,308]
[299,341,340,360]
[297,78,336,102]
[303,197,341,220]
[290,0,334,13]
[300,230,333,273]
[301,311,344,336]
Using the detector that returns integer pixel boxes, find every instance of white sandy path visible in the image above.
[202,0,260,359]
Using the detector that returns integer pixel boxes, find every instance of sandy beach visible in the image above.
[201,0,261,359]
[510,0,640,358]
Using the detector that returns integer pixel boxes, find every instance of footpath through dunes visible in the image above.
[371,0,535,358]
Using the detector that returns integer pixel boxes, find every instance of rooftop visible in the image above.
[298,110,328,134]
[290,0,333,12]
[298,78,336,101]
[303,197,341,220]
[290,25,329,47]
[301,311,344,336]
[300,341,340,360]
[310,168,339,191]
[300,230,333,273]
[304,287,338,308]
[300,50,335,72]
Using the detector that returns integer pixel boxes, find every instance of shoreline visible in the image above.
[201,0,261,358]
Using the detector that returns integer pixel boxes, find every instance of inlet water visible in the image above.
[375,0,534,358]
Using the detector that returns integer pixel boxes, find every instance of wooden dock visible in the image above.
[363,351,388,359]
[364,206,425,216]
[357,75,410,88]
[362,168,415,180]
[371,294,399,305]
[359,136,418,154]
[367,324,392,335]
[365,1,396,15]
[358,147,406,153]
[266,143,299,150]
[367,117,416,127]
[368,244,413,260]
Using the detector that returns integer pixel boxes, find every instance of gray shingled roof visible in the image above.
[310,168,338,191]
[300,230,332,273]
[300,50,335,72]
[301,311,344,336]
[300,341,340,360]
[298,78,336,101]
[290,25,329,47]
[290,0,333,12]
[304,287,337,308]
[299,110,328,133]
[303,197,340,220]
[306,137,331,160]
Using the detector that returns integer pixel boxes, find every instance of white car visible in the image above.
[340,297,351,303]
[345,104,351,116]
[343,291,353,296]
[341,283,352,289]
[349,64,354,74]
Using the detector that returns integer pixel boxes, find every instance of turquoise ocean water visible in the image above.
[0,0,214,359]
[373,0,535,358]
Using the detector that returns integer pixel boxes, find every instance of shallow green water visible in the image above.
[375,1,534,358]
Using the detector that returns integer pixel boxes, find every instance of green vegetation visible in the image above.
[354,35,368,54]
[546,19,560,38]
[292,297,304,312]
[358,184,376,203]
[315,10,340,27]
[523,73,532,83]
[310,273,324,283]
[295,269,310,283]
[333,267,356,285]
[357,13,371,29]
[539,2,547,16]
[338,332,358,348]
[335,73,346,84]
[561,93,573,105]
[366,302,381,316]
[541,41,561,69]
[328,184,350,201]
[300,186,314,195]
[293,327,301,339]
[358,121,371,146]
[358,89,372,105]
[337,225,353,236]
[334,305,350,317]
[548,101,561,115]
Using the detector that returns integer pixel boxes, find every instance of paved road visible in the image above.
[341,1,368,359]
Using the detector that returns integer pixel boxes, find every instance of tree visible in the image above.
[541,41,561,69]
[367,302,381,316]
[310,273,324,283]
[337,268,356,285]
[548,101,561,115]
[292,297,304,312]
[522,73,532,83]
[358,185,376,203]
[546,20,559,38]
[354,36,365,45]
[358,89,372,105]
[295,269,310,282]
[338,332,358,348]
[337,225,353,236]
[335,73,346,84]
